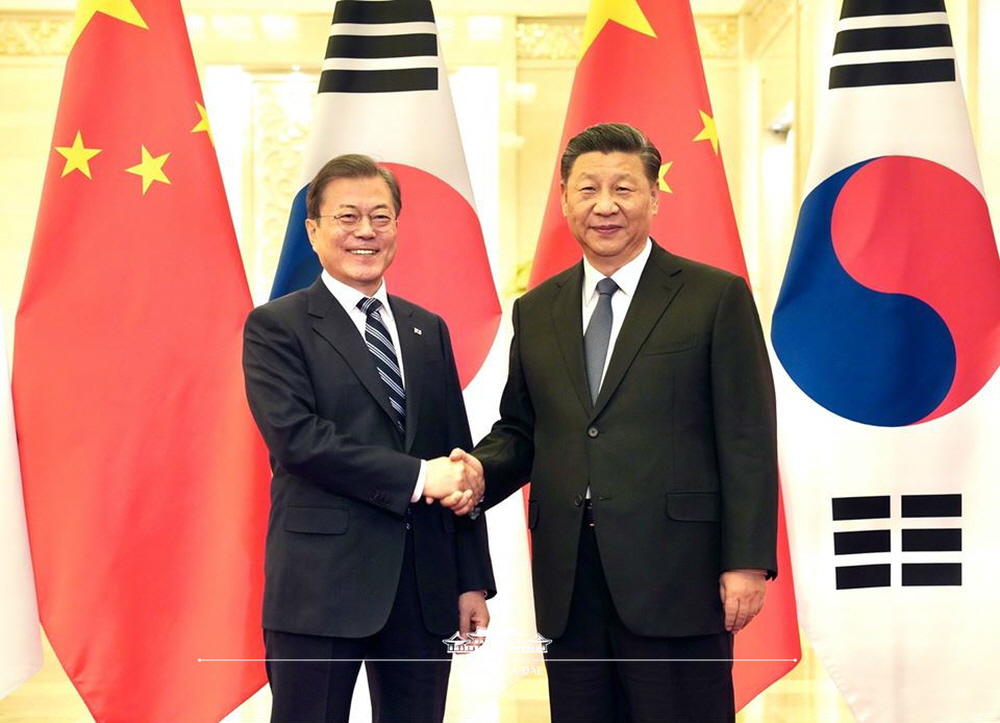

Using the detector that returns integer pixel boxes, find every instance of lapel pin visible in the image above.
[413,327,422,335]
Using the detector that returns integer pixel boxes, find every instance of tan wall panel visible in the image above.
[515,60,573,292]
[0,60,64,357]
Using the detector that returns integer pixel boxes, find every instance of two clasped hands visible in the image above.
[423,448,483,517]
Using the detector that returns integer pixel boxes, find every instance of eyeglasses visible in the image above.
[317,212,397,233]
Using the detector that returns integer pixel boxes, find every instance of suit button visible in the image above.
[574,495,583,507]
[587,427,599,438]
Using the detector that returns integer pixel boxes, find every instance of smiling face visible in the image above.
[305,174,398,296]
[561,151,658,276]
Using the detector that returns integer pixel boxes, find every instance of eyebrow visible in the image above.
[335,203,392,211]
[574,173,639,183]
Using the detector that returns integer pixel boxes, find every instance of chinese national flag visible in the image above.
[13,1,270,721]
[530,0,800,708]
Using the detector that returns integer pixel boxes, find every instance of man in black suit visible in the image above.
[243,154,494,723]
[459,124,778,722]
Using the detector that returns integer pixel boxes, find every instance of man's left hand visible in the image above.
[719,569,767,633]
[457,591,490,651]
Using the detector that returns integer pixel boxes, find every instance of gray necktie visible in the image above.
[584,277,619,403]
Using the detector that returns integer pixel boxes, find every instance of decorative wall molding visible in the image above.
[516,19,581,60]
[516,15,740,61]
[0,13,71,56]
[3,11,744,61]
[696,15,739,59]
[743,0,795,58]
[250,75,313,289]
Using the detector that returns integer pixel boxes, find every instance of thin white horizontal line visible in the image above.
[832,47,955,64]
[322,57,437,72]
[198,657,799,663]
[330,22,438,36]
[838,12,949,31]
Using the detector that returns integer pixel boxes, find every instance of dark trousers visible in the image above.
[265,532,450,723]
[545,521,735,723]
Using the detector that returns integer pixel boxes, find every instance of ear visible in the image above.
[650,186,659,217]
[304,218,319,249]
[560,181,569,217]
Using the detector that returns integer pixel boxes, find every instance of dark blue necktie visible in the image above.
[358,297,406,433]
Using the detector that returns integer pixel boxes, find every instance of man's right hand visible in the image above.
[423,450,484,516]
[424,456,475,515]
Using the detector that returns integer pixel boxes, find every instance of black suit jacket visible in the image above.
[474,242,777,639]
[243,279,494,638]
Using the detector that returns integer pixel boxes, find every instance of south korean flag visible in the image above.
[771,0,1000,720]
[272,0,500,387]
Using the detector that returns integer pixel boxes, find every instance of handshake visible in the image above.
[423,448,483,517]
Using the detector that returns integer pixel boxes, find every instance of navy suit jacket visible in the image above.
[243,278,494,638]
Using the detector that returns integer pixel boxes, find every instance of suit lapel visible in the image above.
[551,265,593,415]
[389,297,423,453]
[591,244,683,420]
[306,280,400,435]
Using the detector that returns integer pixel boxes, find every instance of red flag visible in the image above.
[13,1,270,721]
[529,0,800,708]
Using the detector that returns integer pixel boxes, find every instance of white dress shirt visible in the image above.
[321,271,425,502]
[321,271,406,386]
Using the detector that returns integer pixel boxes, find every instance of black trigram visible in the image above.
[319,0,438,94]
[829,0,955,89]
[832,494,962,589]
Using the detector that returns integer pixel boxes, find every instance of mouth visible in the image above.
[348,249,378,256]
[591,225,623,234]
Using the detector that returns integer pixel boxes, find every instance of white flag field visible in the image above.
[771,1,1000,721]
[0,312,42,699]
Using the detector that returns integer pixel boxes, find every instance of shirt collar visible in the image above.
[321,271,393,319]
[582,238,652,302]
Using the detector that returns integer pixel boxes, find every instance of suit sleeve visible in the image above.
[436,317,496,597]
[474,297,536,510]
[242,304,418,516]
[711,276,779,578]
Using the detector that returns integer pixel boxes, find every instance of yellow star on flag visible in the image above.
[126,146,171,194]
[72,0,148,47]
[190,102,214,145]
[693,110,719,155]
[657,162,673,193]
[55,131,102,179]
[580,0,656,58]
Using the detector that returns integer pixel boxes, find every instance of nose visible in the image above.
[354,216,377,238]
[593,190,619,215]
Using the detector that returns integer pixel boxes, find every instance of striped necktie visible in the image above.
[358,297,406,433]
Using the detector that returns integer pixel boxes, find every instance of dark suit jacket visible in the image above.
[474,242,777,639]
[243,278,494,639]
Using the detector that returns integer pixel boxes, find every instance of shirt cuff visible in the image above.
[410,459,427,503]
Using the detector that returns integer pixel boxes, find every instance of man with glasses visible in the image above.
[243,154,494,723]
